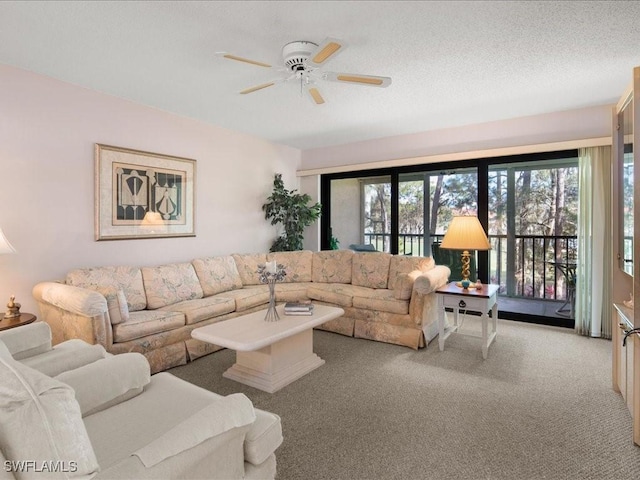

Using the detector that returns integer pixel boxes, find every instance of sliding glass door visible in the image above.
[488,158,578,300]
[328,176,392,252]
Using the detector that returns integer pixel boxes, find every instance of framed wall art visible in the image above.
[95,144,196,240]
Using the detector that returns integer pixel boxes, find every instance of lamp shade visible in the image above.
[0,228,16,255]
[440,216,491,251]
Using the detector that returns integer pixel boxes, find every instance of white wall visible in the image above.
[0,64,301,313]
[300,104,612,170]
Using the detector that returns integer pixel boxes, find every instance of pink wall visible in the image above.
[0,64,301,313]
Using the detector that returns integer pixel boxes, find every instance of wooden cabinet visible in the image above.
[612,66,640,446]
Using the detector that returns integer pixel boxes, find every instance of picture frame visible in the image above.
[95,144,196,240]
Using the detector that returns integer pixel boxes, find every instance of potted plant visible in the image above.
[262,173,321,252]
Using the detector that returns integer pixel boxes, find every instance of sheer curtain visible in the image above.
[575,146,612,338]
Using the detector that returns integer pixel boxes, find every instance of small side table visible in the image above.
[0,312,37,331]
[436,282,499,359]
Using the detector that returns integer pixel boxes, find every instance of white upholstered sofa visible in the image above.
[0,322,283,479]
[33,250,450,373]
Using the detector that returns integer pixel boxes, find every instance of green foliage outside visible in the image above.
[360,161,579,298]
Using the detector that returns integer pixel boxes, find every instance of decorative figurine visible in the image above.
[475,279,483,290]
[4,295,21,319]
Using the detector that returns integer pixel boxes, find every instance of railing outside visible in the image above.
[363,232,577,301]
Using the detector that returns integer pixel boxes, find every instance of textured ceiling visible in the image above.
[1,1,639,151]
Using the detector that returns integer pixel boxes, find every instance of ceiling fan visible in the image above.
[218,37,392,105]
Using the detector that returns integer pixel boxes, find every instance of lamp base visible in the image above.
[454,281,477,290]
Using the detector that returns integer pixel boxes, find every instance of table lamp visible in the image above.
[440,215,491,288]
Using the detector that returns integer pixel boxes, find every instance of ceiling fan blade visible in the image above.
[217,52,272,68]
[306,37,346,68]
[306,85,326,105]
[323,71,392,88]
[240,81,277,95]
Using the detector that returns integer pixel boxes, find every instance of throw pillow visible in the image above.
[141,263,204,309]
[192,256,243,296]
[97,286,129,325]
[351,252,392,289]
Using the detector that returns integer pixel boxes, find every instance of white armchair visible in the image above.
[0,323,283,480]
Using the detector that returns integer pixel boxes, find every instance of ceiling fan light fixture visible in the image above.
[223,54,271,68]
[224,37,391,102]
[312,42,341,64]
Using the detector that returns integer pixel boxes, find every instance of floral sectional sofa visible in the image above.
[32,250,451,373]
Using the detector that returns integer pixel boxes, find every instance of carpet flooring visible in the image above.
[169,317,640,480]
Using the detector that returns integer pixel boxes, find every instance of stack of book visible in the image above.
[284,302,314,316]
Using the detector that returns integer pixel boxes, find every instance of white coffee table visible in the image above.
[191,304,344,393]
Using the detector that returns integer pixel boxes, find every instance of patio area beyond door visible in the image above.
[322,151,579,326]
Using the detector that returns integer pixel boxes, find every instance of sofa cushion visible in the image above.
[388,255,435,290]
[232,253,268,286]
[83,372,270,471]
[67,265,147,311]
[192,255,243,296]
[311,250,354,284]
[0,354,100,479]
[134,393,255,468]
[216,288,270,312]
[159,296,236,325]
[307,283,374,308]
[352,289,410,315]
[266,251,313,283]
[274,282,313,303]
[142,262,204,309]
[352,252,392,289]
[97,286,130,324]
[56,352,150,417]
[113,310,186,343]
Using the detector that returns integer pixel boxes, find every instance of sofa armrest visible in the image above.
[56,352,150,416]
[33,282,107,317]
[0,322,52,360]
[21,340,107,377]
[133,393,256,468]
[32,282,112,348]
[413,265,451,295]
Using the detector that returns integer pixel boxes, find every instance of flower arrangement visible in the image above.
[257,261,287,321]
[257,260,287,283]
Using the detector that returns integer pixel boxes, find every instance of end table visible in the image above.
[0,312,37,331]
[436,282,499,359]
